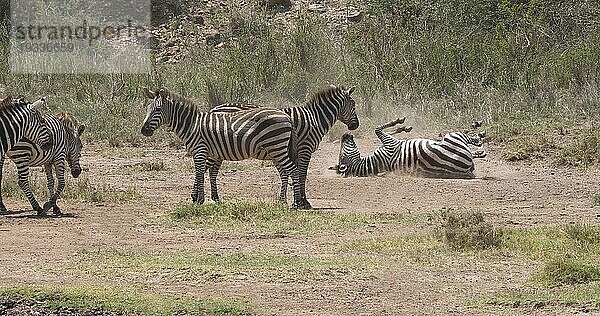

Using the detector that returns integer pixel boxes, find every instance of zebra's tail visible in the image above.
[288,128,299,165]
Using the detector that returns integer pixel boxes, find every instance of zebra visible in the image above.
[208,85,359,209]
[0,96,52,157]
[331,118,486,179]
[0,112,85,216]
[140,88,305,208]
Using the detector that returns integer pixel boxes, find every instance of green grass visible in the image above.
[558,126,600,167]
[166,200,416,235]
[76,249,366,283]
[536,257,600,286]
[594,193,600,207]
[1,170,139,204]
[0,285,250,315]
[336,234,445,265]
[436,210,503,251]
[485,283,600,308]
[479,224,600,308]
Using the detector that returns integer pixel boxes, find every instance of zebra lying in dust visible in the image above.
[330,118,486,179]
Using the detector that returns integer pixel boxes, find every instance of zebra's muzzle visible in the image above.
[71,167,82,178]
[141,126,154,137]
[347,120,359,130]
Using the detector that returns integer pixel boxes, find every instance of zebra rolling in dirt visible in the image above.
[331,118,486,179]
[209,85,359,208]
[0,96,52,157]
[141,88,305,208]
[0,112,85,216]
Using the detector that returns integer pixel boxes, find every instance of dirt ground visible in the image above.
[0,132,599,316]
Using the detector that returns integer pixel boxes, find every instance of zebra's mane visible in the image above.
[0,96,25,110]
[304,86,346,107]
[157,88,202,113]
[56,112,77,133]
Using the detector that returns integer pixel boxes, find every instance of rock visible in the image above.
[205,30,221,46]
[308,3,326,13]
[192,14,205,26]
[261,0,292,11]
[346,7,362,22]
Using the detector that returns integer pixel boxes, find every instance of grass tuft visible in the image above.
[167,200,413,234]
[0,285,250,316]
[437,210,503,250]
[558,126,600,167]
[563,223,600,248]
[76,249,365,283]
[594,193,600,206]
[537,257,600,286]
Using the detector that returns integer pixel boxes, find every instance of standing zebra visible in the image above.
[140,88,304,207]
[331,118,486,179]
[0,96,52,157]
[208,85,359,208]
[0,112,85,215]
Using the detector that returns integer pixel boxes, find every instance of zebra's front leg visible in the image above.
[207,158,222,203]
[191,152,207,205]
[296,152,312,209]
[43,162,64,215]
[275,164,288,203]
[17,167,44,215]
[0,156,6,213]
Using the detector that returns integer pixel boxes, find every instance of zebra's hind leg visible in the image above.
[0,156,6,213]
[296,151,312,209]
[206,158,222,203]
[16,167,44,216]
[191,151,208,205]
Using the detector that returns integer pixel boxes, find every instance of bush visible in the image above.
[437,210,503,250]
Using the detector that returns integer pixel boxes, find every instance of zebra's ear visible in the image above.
[77,125,86,136]
[143,87,156,99]
[347,86,356,95]
[30,97,46,111]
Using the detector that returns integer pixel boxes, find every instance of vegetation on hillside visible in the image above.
[0,0,598,164]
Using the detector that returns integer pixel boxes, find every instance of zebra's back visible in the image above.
[196,108,294,162]
[6,115,68,167]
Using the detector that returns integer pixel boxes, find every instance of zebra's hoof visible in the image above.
[36,207,47,217]
[294,199,312,210]
[43,201,54,212]
[53,206,63,216]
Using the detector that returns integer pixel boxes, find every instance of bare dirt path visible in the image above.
[0,135,598,315]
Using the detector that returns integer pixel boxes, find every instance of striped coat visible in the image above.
[141,88,303,207]
[0,113,85,215]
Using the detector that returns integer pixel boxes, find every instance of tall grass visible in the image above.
[1,1,599,163]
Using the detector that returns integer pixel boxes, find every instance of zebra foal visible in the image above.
[331,118,486,179]
[141,88,304,207]
[0,112,85,215]
[208,85,359,208]
[0,96,52,157]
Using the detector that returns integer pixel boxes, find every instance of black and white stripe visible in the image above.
[209,85,359,208]
[0,96,52,157]
[0,113,85,215]
[333,118,486,179]
[141,88,304,207]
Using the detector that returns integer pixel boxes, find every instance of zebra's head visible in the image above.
[329,133,358,177]
[141,88,165,137]
[19,97,53,151]
[67,124,85,178]
[336,86,359,131]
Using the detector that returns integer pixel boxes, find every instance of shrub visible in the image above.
[437,210,503,250]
